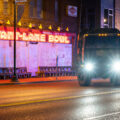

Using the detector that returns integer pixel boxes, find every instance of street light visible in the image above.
[11,0,18,82]
[11,0,27,82]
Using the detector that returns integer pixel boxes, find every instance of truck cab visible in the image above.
[77,28,120,86]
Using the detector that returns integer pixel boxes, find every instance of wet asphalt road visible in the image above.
[1,81,120,120]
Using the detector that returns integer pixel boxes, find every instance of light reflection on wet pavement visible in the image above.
[0,81,120,120]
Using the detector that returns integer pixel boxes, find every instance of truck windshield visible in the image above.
[85,36,120,48]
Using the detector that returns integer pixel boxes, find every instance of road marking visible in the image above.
[85,111,120,120]
[1,90,120,107]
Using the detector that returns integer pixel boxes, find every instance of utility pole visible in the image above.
[77,0,82,52]
[11,0,27,82]
[78,0,82,35]
[11,0,18,82]
[77,0,82,49]
[76,0,83,69]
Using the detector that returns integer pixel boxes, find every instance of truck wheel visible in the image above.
[78,74,91,86]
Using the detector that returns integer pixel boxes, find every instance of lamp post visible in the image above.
[11,0,18,82]
[11,0,27,82]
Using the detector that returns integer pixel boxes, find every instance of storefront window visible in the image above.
[17,5,24,22]
[29,0,43,19]
[3,0,9,14]
[104,9,113,28]
[37,0,43,18]
[55,0,59,22]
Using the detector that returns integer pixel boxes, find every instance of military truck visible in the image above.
[77,28,120,86]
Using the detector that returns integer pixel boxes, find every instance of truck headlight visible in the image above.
[112,61,120,72]
[84,62,94,71]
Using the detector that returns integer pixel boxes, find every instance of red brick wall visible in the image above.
[115,0,120,30]
[0,0,78,69]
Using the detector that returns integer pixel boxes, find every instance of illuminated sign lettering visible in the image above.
[0,26,72,44]
[48,35,70,44]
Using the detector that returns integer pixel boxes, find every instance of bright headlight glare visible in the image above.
[84,62,94,71]
[112,61,120,72]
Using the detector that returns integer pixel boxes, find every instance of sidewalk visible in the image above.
[0,76,77,85]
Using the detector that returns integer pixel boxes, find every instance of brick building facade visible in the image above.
[0,0,79,33]
[0,0,80,75]
[0,0,119,33]
[115,0,120,30]
[0,0,120,75]
[81,0,115,31]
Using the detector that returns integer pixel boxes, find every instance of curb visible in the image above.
[0,79,77,86]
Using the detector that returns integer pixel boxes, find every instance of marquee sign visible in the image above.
[0,26,74,44]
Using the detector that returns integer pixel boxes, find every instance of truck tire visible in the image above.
[78,74,91,86]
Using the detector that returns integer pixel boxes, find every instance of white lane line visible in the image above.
[85,111,120,120]
[80,90,120,98]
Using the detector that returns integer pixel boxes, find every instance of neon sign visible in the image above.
[0,26,72,44]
